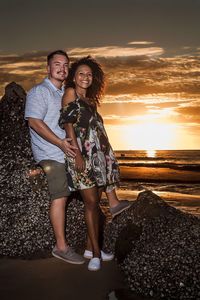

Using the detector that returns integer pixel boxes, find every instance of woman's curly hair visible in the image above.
[65,56,105,106]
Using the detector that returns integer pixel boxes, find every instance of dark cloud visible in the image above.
[1,50,200,129]
[0,52,47,95]
[102,54,200,96]
[0,52,47,63]
[1,50,200,97]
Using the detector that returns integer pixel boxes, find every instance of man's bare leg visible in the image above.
[50,197,68,251]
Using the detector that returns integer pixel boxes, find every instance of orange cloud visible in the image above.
[128,41,155,45]
[68,46,164,58]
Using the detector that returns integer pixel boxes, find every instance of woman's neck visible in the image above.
[75,88,86,99]
[75,89,95,107]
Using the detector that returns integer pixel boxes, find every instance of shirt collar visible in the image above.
[44,77,64,94]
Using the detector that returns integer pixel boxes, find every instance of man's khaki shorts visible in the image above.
[39,160,70,201]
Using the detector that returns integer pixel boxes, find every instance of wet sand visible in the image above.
[115,189,200,217]
[118,165,200,216]
[0,258,124,300]
[0,257,152,300]
[120,166,200,182]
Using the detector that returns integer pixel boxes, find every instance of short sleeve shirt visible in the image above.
[25,78,65,163]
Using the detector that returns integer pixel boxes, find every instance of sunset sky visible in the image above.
[1,0,200,150]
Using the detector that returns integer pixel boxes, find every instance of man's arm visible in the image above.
[28,117,76,157]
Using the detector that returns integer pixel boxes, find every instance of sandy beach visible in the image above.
[0,257,149,300]
[115,189,200,217]
[0,258,122,300]
[116,165,200,217]
[120,166,200,182]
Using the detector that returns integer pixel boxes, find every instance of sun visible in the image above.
[130,122,177,150]
[105,121,178,150]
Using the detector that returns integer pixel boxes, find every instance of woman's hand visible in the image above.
[75,152,85,172]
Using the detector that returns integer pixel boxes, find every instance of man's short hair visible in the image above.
[47,50,69,64]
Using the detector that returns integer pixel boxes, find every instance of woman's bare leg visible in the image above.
[85,186,104,251]
[106,188,120,208]
[106,188,131,217]
[80,187,100,258]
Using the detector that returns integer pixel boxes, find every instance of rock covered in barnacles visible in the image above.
[104,190,200,299]
[0,82,88,258]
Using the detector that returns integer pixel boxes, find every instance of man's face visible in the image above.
[47,54,69,85]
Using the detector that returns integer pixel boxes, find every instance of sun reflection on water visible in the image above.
[146,149,156,157]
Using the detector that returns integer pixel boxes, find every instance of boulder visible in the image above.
[0,82,88,258]
[104,190,200,299]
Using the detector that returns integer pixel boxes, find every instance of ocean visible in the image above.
[116,149,200,170]
[115,149,200,194]
[112,150,200,216]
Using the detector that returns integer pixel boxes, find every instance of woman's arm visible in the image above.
[63,123,85,172]
[62,88,85,171]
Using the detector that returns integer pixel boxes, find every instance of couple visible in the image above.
[25,50,131,271]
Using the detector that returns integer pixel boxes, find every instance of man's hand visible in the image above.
[59,138,77,157]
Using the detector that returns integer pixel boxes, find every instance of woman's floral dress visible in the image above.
[59,97,120,192]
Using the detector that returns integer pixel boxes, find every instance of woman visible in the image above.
[59,56,127,270]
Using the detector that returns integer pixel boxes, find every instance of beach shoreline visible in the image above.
[120,166,200,183]
[116,164,200,217]
[101,188,200,218]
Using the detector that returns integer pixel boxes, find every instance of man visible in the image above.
[25,50,85,264]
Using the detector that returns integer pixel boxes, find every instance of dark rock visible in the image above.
[104,190,200,299]
[115,223,142,263]
[0,82,88,258]
[107,288,151,300]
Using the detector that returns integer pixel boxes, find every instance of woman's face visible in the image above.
[74,64,93,90]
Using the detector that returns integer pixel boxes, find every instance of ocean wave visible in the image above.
[120,181,200,196]
[115,150,200,164]
[119,162,200,172]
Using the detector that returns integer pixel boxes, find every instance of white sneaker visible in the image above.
[84,250,114,261]
[88,257,101,271]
